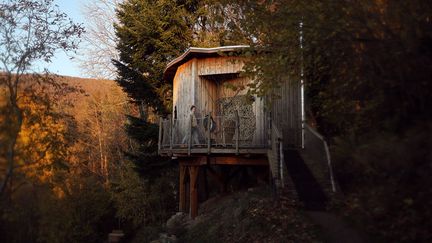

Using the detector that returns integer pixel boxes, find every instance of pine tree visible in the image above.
[113,0,249,179]
[113,0,199,178]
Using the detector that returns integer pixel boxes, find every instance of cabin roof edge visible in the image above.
[163,45,250,82]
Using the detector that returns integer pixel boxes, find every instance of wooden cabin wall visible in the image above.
[194,56,245,117]
[271,78,302,147]
[195,77,217,117]
[171,55,269,146]
[253,96,266,146]
[197,57,245,76]
[172,59,196,143]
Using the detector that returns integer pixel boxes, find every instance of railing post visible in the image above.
[170,116,174,151]
[267,114,272,148]
[235,110,239,155]
[158,117,162,154]
[188,114,192,156]
[279,139,284,188]
[207,113,211,154]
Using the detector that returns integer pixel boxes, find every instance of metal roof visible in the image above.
[163,45,250,82]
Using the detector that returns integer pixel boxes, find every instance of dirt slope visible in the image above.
[152,186,322,243]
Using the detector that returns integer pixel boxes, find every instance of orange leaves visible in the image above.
[1,79,73,184]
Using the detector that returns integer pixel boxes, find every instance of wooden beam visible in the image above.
[203,167,209,200]
[178,156,207,166]
[189,166,199,219]
[161,148,268,156]
[158,117,162,153]
[179,164,187,212]
[208,156,267,165]
[169,116,173,150]
[235,111,239,155]
[207,113,211,154]
[188,114,192,156]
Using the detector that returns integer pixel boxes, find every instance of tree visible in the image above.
[0,0,84,198]
[191,0,250,47]
[113,0,198,184]
[235,0,432,241]
[113,0,249,178]
[68,78,132,184]
[77,0,122,79]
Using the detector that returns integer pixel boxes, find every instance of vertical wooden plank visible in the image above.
[189,166,199,219]
[207,113,211,154]
[179,164,187,212]
[235,110,239,154]
[188,114,192,156]
[169,116,173,150]
[203,167,209,200]
[158,117,162,153]
[192,58,197,108]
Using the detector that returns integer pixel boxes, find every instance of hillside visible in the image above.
[138,186,319,243]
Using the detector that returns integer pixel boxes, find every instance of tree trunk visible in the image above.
[139,100,148,122]
[0,102,23,198]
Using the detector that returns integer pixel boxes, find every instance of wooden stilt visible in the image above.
[189,166,199,219]
[203,167,209,200]
[179,164,187,212]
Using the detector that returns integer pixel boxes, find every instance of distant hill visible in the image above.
[54,75,136,122]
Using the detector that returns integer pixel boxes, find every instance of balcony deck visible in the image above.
[158,114,269,156]
[159,145,268,156]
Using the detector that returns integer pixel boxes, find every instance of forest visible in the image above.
[1,0,431,242]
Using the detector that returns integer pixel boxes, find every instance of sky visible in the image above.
[36,0,88,78]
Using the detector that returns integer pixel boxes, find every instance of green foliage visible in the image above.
[0,0,84,199]
[113,0,249,114]
[239,0,432,134]
[333,122,432,242]
[0,174,115,243]
[113,0,196,113]
[234,0,432,241]
[112,0,196,188]
[111,160,177,228]
[37,176,115,243]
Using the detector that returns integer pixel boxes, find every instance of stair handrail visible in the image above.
[304,124,337,193]
[270,121,284,188]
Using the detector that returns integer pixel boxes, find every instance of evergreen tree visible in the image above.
[236,1,432,241]
[113,0,197,179]
[113,0,248,178]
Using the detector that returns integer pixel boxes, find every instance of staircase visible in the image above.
[284,149,328,210]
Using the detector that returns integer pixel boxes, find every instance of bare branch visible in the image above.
[75,0,122,79]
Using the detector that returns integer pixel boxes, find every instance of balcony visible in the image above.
[158,113,269,156]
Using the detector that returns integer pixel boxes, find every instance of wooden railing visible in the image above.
[158,112,268,155]
[304,124,337,193]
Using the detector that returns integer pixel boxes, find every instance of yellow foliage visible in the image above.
[10,85,70,184]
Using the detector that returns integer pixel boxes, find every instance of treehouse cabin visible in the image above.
[158,46,335,218]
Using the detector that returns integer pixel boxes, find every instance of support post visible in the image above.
[267,114,272,148]
[188,114,192,156]
[279,140,284,187]
[207,113,211,154]
[189,166,199,219]
[158,117,162,153]
[203,167,209,200]
[169,116,173,150]
[235,111,239,155]
[179,164,187,212]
